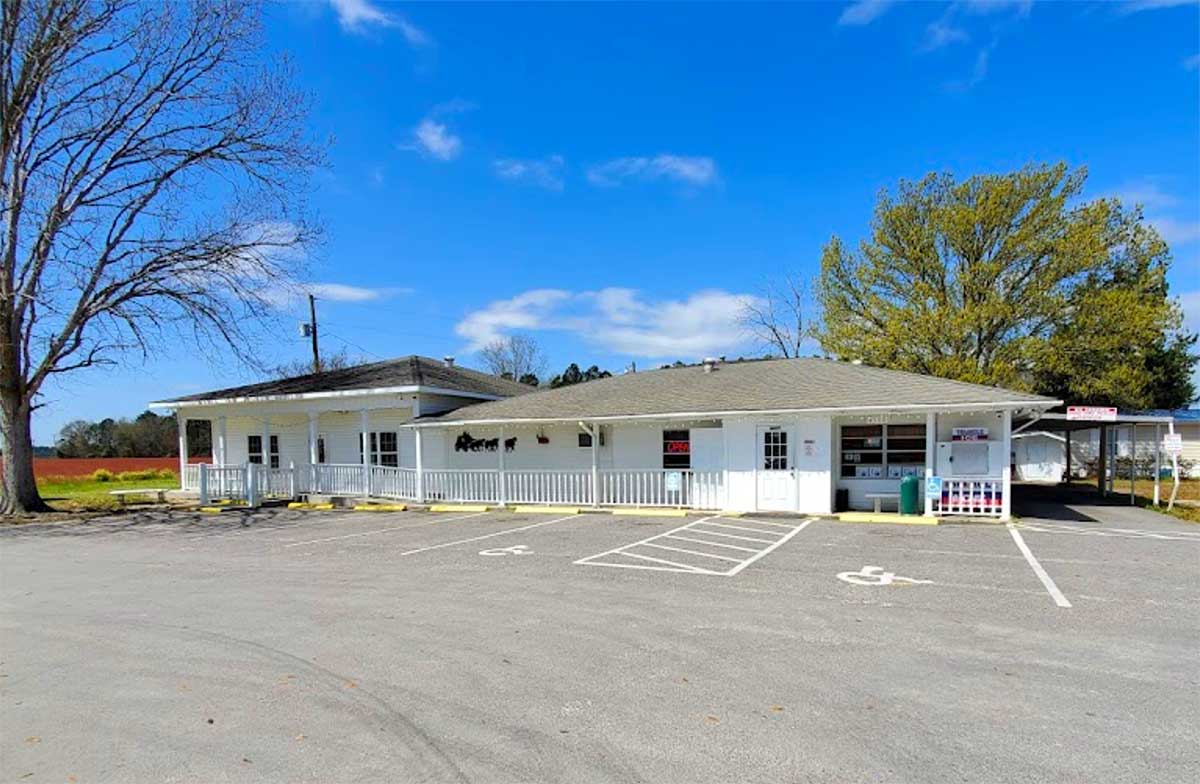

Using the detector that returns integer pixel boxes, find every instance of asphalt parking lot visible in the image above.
[2,504,1198,783]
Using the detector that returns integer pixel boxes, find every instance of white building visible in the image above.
[152,355,1060,519]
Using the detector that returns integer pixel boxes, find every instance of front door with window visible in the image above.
[756,426,796,511]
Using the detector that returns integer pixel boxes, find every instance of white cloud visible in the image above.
[1111,180,1180,210]
[327,0,431,43]
[1185,53,1200,71]
[1152,217,1200,246]
[456,287,760,359]
[493,156,566,191]
[1117,0,1197,14]
[960,0,1033,15]
[411,119,462,161]
[945,47,991,91]
[262,281,410,310]
[586,155,718,188]
[1179,289,1200,334]
[923,20,970,50]
[837,0,896,26]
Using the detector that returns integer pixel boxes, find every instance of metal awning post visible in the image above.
[1064,430,1072,484]
[1097,426,1107,497]
[1129,424,1136,506]
[1153,423,1161,506]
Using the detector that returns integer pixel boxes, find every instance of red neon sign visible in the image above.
[665,441,690,454]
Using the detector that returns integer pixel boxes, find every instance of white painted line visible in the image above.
[1007,523,1072,608]
[686,527,776,544]
[720,517,800,529]
[664,534,759,552]
[396,514,581,557]
[573,516,720,565]
[697,521,786,537]
[284,511,488,547]
[1017,521,1200,542]
[612,550,716,573]
[640,542,744,562]
[723,518,815,576]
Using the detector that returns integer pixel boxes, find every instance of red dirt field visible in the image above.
[33,457,206,478]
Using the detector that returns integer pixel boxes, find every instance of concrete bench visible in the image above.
[109,488,171,505]
[863,492,900,514]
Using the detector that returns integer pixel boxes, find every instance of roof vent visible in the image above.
[702,357,719,373]
[443,356,455,367]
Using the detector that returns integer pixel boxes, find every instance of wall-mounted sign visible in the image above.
[665,471,682,492]
[1067,406,1117,422]
[664,441,690,454]
[926,476,943,496]
[1163,433,1183,455]
[951,427,989,442]
[802,439,816,457]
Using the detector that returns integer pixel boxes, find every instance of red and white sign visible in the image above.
[1163,434,1183,456]
[1066,406,1118,422]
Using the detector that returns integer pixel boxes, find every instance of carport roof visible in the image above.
[414,357,1059,426]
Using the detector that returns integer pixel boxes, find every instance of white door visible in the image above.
[756,426,796,511]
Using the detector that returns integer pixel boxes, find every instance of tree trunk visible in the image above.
[0,390,48,515]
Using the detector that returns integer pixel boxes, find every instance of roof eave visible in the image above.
[150,384,506,409]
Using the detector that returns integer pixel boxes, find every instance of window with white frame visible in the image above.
[248,435,279,468]
[359,431,399,467]
[662,429,690,469]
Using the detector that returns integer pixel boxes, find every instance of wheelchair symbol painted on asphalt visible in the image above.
[479,544,533,557]
[837,565,933,586]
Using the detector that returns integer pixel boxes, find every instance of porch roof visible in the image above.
[413,357,1059,427]
[151,355,534,407]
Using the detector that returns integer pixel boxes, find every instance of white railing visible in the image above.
[425,469,500,504]
[932,477,1003,517]
[314,464,365,496]
[257,466,295,498]
[182,463,202,490]
[207,465,247,500]
[371,466,418,500]
[598,469,724,509]
[505,470,593,506]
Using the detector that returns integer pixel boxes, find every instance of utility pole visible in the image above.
[307,293,321,374]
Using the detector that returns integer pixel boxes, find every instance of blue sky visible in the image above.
[33,0,1200,443]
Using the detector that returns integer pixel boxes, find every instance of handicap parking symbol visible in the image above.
[479,544,533,557]
[837,565,932,586]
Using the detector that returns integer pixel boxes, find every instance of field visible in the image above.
[36,471,178,513]
[1067,478,1200,523]
[32,457,200,478]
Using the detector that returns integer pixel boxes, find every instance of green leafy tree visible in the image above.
[815,163,1194,410]
[548,363,612,389]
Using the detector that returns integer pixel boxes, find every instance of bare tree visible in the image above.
[738,274,813,358]
[271,347,360,380]
[0,0,321,513]
[478,335,547,385]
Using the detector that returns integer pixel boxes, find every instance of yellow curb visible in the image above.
[287,502,310,509]
[198,507,225,514]
[836,512,938,525]
[512,505,581,515]
[618,508,688,517]
[354,504,408,512]
[429,504,490,513]
[310,503,335,510]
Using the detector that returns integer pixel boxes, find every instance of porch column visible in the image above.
[1097,426,1107,497]
[1129,424,1137,506]
[591,422,599,508]
[1064,430,1071,484]
[1153,423,1161,506]
[923,411,937,516]
[308,412,319,492]
[360,409,370,497]
[497,425,507,507]
[216,416,227,465]
[415,428,425,503]
[261,417,270,467]
[1000,409,1012,520]
[177,412,188,490]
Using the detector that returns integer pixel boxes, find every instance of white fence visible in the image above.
[931,477,1004,517]
[182,464,726,510]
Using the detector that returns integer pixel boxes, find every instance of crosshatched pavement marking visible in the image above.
[283,511,489,548]
[575,515,814,576]
[1015,521,1200,542]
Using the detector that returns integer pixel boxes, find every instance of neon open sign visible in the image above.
[664,441,690,454]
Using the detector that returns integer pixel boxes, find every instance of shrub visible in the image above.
[115,468,176,482]
[90,468,115,482]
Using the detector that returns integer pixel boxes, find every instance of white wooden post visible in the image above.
[1129,424,1136,506]
[1064,430,1071,484]
[216,416,227,465]
[307,412,319,493]
[246,462,259,507]
[288,460,296,499]
[261,417,270,468]
[177,413,189,489]
[360,409,370,497]
[1000,409,1012,520]
[415,428,425,503]
[1153,423,1161,506]
[924,411,937,516]
[591,422,599,508]
[497,426,507,507]
[1167,420,1180,511]
[1098,426,1107,497]
[198,463,209,505]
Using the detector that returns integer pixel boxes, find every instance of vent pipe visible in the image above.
[702,357,719,373]
[443,356,455,367]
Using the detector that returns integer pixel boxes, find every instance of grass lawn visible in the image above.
[37,474,178,513]
[1066,478,1200,524]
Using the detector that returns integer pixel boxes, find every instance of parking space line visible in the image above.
[1016,521,1200,542]
[641,542,744,562]
[1007,523,1071,608]
[283,511,488,548]
[687,526,776,544]
[724,519,814,576]
[664,534,759,552]
[395,514,582,556]
[615,551,715,573]
[724,517,799,529]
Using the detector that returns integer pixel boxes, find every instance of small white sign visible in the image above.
[665,471,682,492]
[952,426,989,442]
[1163,434,1183,455]
[1067,406,1118,422]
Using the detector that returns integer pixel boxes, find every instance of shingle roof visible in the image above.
[415,358,1059,424]
[157,356,534,404]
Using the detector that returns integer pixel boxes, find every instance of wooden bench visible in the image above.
[109,488,171,505]
[863,492,900,513]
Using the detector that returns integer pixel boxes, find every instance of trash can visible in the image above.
[835,488,849,513]
[899,475,920,515]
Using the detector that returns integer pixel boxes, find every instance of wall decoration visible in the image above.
[454,431,512,452]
